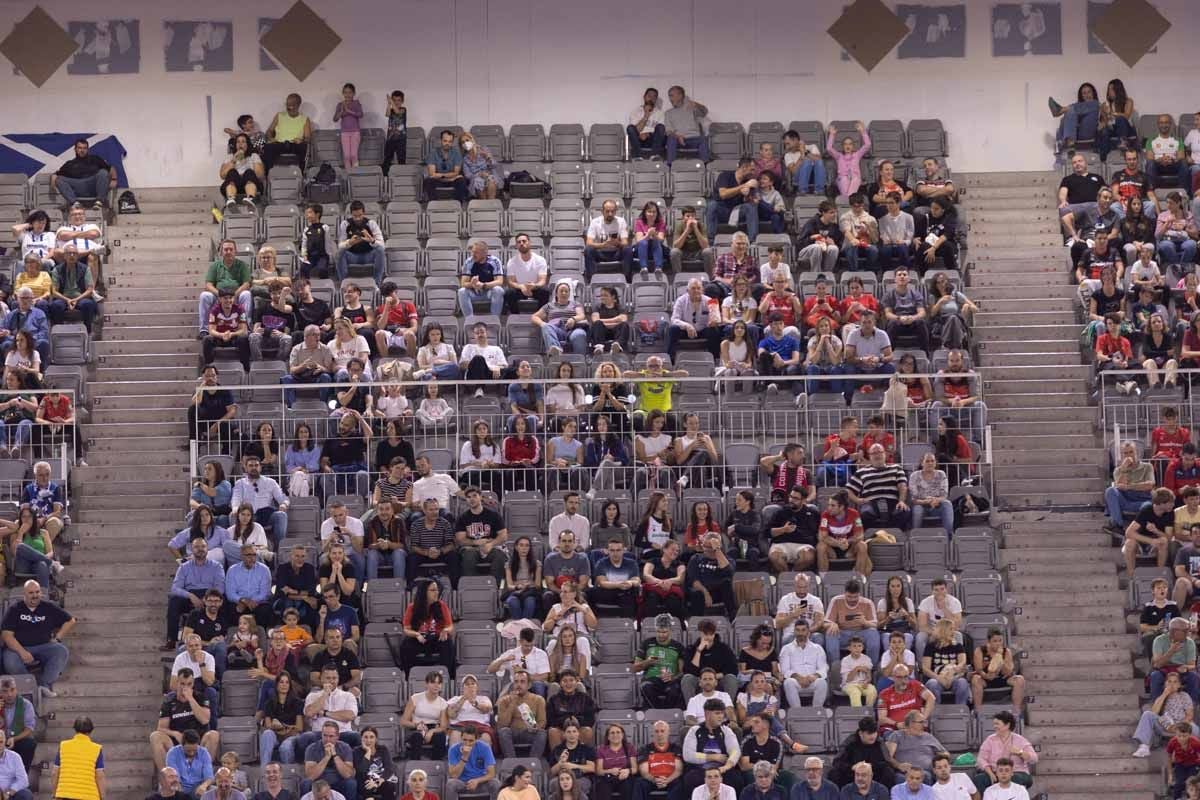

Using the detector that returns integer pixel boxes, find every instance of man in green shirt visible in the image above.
[1151,617,1199,703]
[198,238,251,337]
[632,614,684,709]
[48,244,98,332]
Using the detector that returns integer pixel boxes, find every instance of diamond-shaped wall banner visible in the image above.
[1090,0,1169,68]
[828,0,909,72]
[259,1,340,82]
[0,6,77,87]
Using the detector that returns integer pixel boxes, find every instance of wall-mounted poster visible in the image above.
[1087,0,1157,55]
[259,18,279,71]
[992,3,1062,56]
[164,21,232,72]
[896,4,966,59]
[67,20,139,74]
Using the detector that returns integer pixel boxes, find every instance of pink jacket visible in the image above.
[827,129,872,181]
[977,731,1038,773]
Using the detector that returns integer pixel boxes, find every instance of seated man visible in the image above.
[780,620,829,709]
[1112,147,1159,219]
[50,139,116,209]
[180,590,229,680]
[0,676,37,772]
[664,85,710,165]
[250,280,295,361]
[912,157,958,218]
[299,721,355,800]
[635,720,684,800]
[681,698,742,797]
[488,626,551,696]
[842,312,894,398]
[711,232,760,303]
[458,240,505,318]
[300,203,336,280]
[505,232,551,314]
[775,572,825,646]
[187,364,237,443]
[705,159,775,243]
[670,205,716,275]
[320,501,365,576]
[875,666,936,734]
[633,614,685,709]
[496,670,548,757]
[22,460,67,542]
[373,281,419,357]
[839,195,880,272]
[199,239,252,338]
[1057,152,1107,242]
[1104,440,1156,535]
[0,733,31,800]
[931,348,985,437]
[756,313,803,397]
[455,486,508,581]
[202,288,251,371]
[1151,617,1200,703]
[48,244,98,331]
[406,497,460,587]
[1166,445,1200,501]
[546,669,597,749]
[1121,486,1175,579]
[685,534,737,619]
[225,543,274,629]
[274,544,320,629]
[423,128,468,203]
[446,725,500,800]
[970,627,1025,713]
[670,278,723,360]
[281,324,335,408]
[458,322,510,385]
[164,540,224,651]
[880,269,929,352]
[846,444,910,530]
[766,486,819,574]
[828,717,896,789]
[627,87,666,158]
[364,497,407,581]
[1146,114,1191,195]
[307,628,362,702]
[164,729,215,798]
[151,668,220,773]
[335,201,386,285]
[0,288,50,366]
[1,580,73,697]
[263,93,312,171]
[171,633,220,720]
[885,712,943,784]
[824,579,880,666]
[682,628,740,701]
[590,539,641,617]
[542,530,592,613]
[231,455,289,545]
[584,200,632,280]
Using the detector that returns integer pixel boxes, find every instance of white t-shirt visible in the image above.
[1150,135,1182,159]
[776,592,824,639]
[879,648,916,672]
[331,335,370,370]
[459,440,501,467]
[418,342,455,367]
[982,784,1030,800]
[1186,130,1200,159]
[20,231,54,260]
[587,215,629,242]
[304,687,358,733]
[4,350,40,374]
[411,473,460,507]
[56,223,102,252]
[839,652,873,685]
[507,253,549,285]
[449,694,493,726]
[684,690,733,721]
[932,773,978,800]
[377,394,410,419]
[320,516,364,546]
[497,645,551,680]
[918,594,963,624]
[876,596,916,617]
[460,343,507,370]
[759,262,794,289]
[628,104,665,129]
[691,784,737,800]
[171,650,216,678]
[549,512,591,550]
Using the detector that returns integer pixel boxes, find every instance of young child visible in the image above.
[333,82,363,167]
[859,415,897,464]
[820,416,859,487]
[276,607,313,656]
[1094,313,1135,395]
[1167,722,1200,799]
[228,613,259,669]
[1153,407,1192,464]
[383,90,408,174]
[415,381,452,427]
[220,751,251,793]
[878,631,916,691]
[757,171,787,218]
[839,636,877,707]
[299,203,334,280]
[826,121,871,197]
[759,245,794,291]
[375,383,412,421]
[1129,245,1163,298]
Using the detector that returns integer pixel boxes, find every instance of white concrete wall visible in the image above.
[1,0,1198,187]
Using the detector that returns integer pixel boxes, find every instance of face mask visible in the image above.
[463,141,475,151]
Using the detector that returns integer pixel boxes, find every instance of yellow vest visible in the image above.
[56,734,101,800]
[274,112,307,143]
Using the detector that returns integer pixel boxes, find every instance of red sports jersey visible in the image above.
[820,508,862,540]
[861,432,897,462]
[1152,426,1192,461]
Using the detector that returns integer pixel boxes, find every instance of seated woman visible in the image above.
[718,320,756,389]
[1094,312,1137,396]
[590,362,631,434]
[934,416,975,488]
[320,409,372,498]
[241,421,282,479]
[975,710,1038,793]
[928,272,977,351]
[584,415,629,493]
[459,131,501,200]
[1048,82,1100,151]
[591,501,633,556]
[220,133,265,208]
[1098,78,1136,160]
[375,419,416,475]
[499,765,541,800]
[805,316,844,396]
[503,536,542,621]
[545,362,585,432]
[0,507,63,589]
[503,415,541,493]
[589,287,629,354]
[636,410,674,494]
[354,725,401,800]
[226,503,273,565]
[508,360,545,432]
[399,673,449,760]
[920,618,970,705]
[1121,196,1158,266]
[534,281,589,356]
[891,353,932,430]
[414,323,459,381]
[548,418,586,491]
[737,628,782,693]
[36,386,83,463]
[722,275,761,346]
[284,422,322,498]
[1156,192,1199,284]
[592,723,636,800]
[0,374,38,455]
[11,210,54,264]
[876,576,917,652]
[915,198,959,271]
[640,539,686,621]
[876,630,916,692]
[190,460,233,527]
[1142,311,1178,389]
[543,581,596,655]
[399,578,455,675]
[681,500,724,561]
[725,490,764,565]
[168,505,227,566]
[250,245,291,302]
[908,452,953,534]
[1082,266,1125,347]
[548,623,591,688]
[459,420,503,496]
[330,318,373,382]
[634,201,668,274]
[672,412,718,490]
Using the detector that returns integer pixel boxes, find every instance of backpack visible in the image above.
[637,318,660,347]
[313,162,337,185]
[117,190,140,214]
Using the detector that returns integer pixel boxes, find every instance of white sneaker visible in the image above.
[38,686,56,699]
[611,342,623,354]
[76,459,88,467]
[676,475,689,491]
[473,388,484,398]
[547,345,562,357]
[1132,743,1150,758]
[225,197,236,208]
[584,488,596,501]
[50,561,64,577]
[593,345,604,355]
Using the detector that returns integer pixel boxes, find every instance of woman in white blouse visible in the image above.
[545,361,585,430]
[415,323,459,380]
[543,580,596,654]
[11,210,55,262]
[330,317,372,381]
[459,419,502,495]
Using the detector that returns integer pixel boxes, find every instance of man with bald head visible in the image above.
[147,766,190,800]
[846,444,910,530]
[839,762,888,800]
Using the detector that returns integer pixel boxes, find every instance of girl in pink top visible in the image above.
[634,201,668,273]
[333,82,364,167]
[826,121,871,197]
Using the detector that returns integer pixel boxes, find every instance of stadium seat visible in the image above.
[708,122,746,160]
[907,119,948,158]
[588,124,625,162]
[549,124,586,162]
[509,124,548,162]
[470,125,507,161]
[786,707,833,751]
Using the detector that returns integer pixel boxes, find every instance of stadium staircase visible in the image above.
[964,172,1152,799]
[34,187,210,797]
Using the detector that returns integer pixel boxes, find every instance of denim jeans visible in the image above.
[706,200,762,241]
[1159,238,1197,266]
[627,124,666,158]
[636,238,667,270]
[2,641,69,687]
[457,286,505,316]
[666,135,709,164]
[806,363,844,395]
[14,543,53,588]
[795,159,828,194]
[540,323,588,354]
[924,676,970,705]
[1104,486,1151,526]
[0,419,32,448]
[280,372,333,407]
[825,628,881,665]
[1056,100,1100,146]
[879,244,912,269]
[911,500,955,534]
[366,546,406,580]
[336,246,386,285]
[842,242,880,271]
[56,170,110,205]
[504,590,538,620]
[1147,158,1192,194]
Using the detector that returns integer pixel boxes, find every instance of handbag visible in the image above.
[288,471,311,497]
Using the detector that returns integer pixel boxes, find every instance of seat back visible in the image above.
[549,124,586,162]
[509,124,548,162]
[708,122,746,160]
[588,124,625,162]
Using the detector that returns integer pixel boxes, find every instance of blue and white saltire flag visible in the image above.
[0,132,128,186]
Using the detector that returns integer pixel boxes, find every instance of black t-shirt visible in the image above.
[185,610,226,643]
[1091,286,1124,316]
[597,304,624,322]
[1141,601,1181,628]
[275,561,318,598]
[714,171,742,210]
[263,693,304,727]
[740,734,783,767]
[310,648,361,686]
[146,793,192,800]
[159,692,211,733]
[323,435,366,468]
[1,600,72,646]
[305,224,327,260]
[375,439,416,473]
[339,305,369,327]
[550,742,596,769]
[1136,504,1174,539]
[767,505,819,546]
[456,507,505,543]
[922,213,957,243]
[256,302,295,334]
[1060,172,1105,205]
[1175,545,1200,578]
[296,298,332,327]
[197,388,235,421]
[57,154,110,180]
[319,560,360,591]
[927,641,965,673]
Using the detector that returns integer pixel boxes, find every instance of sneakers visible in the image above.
[225,197,236,208]
[38,685,57,699]
[640,266,649,275]
[584,488,596,501]
[76,459,88,467]
[593,344,604,355]
[611,342,623,354]
[1132,743,1151,758]
[50,561,65,578]
[473,388,484,398]
[675,475,690,491]
[1048,96,1064,116]
[547,345,562,358]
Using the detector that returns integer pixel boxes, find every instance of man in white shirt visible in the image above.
[584,199,632,280]
[549,492,591,551]
[292,666,359,760]
[931,752,979,800]
[504,233,550,314]
[690,765,736,800]
[230,456,289,546]
[408,454,463,514]
[486,627,551,696]
[459,322,509,391]
[779,621,829,709]
[683,668,735,728]
[980,759,1028,800]
[627,87,666,158]
[1145,114,1189,194]
[669,277,722,360]
[319,501,365,577]
[774,572,826,646]
[915,578,963,659]
[53,204,103,259]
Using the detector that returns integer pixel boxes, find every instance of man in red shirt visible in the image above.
[1094,313,1134,395]
[760,443,816,504]
[1165,721,1200,793]
[201,287,250,370]
[373,280,419,357]
[859,416,897,464]
[1153,407,1192,462]
[875,665,935,733]
[635,719,684,800]
[1166,444,1200,496]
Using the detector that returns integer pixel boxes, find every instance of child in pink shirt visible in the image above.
[827,121,871,196]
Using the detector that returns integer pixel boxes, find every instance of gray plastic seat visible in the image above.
[508,124,547,162]
[587,163,625,201]
[786,707,833,752]
[426,201,464,239]
[908,119,947,158]
[747,122,785,156]
[708,122,746,160]
[548,198,586,238]
[549,162,586,200]
[387,165,423,203]
[466,199,505,238]
[549,124,586,162]
[588,124,625,162]
[508,198,547,239]
[358,128,386,167]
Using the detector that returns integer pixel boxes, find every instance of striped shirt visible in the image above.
[408,515,455,551]
[374,477,411,504]
[846,463,906,503]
